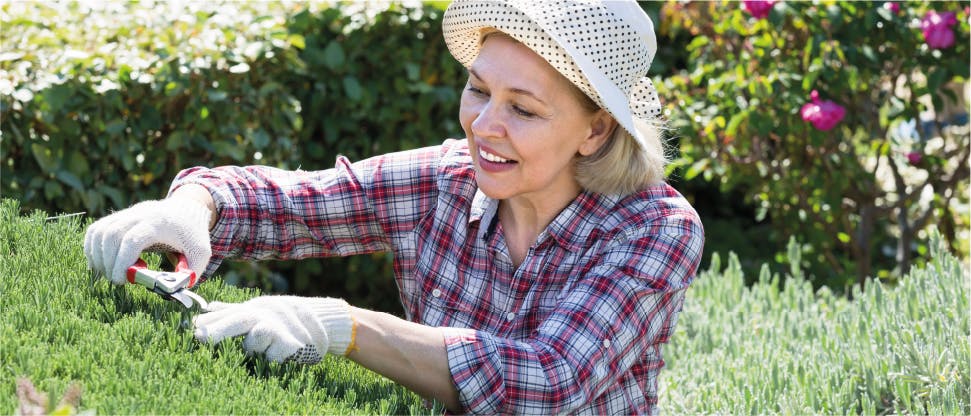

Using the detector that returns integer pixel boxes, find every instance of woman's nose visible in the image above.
[470,101,505,138]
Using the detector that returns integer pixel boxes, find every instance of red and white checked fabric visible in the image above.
[170,139,704,415]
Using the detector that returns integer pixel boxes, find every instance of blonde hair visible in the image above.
[567,83,668,196]
[575,118,667,196]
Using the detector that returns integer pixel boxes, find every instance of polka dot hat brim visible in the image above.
[443,0,664,150]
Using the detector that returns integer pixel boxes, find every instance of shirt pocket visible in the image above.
[410,209,485,328]
[414,256,481,328]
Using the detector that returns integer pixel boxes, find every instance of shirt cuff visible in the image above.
[442,327,504,415]
[168,169,239,278]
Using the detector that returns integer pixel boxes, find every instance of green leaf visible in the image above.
[726,110,749,138]
[44,181,64,199]
[252,129,270,149]
[213,140,246,162]
[684,159,710,180]
[926,68,948,94]
[30,144,59,173]
[41,84,72,112]
[290,9,311,33]
[288,33,305,49]
[55,170,84,191]
[65,150,89,177]
[209,90,228,102]
[322,41,345,70]
[105,119,127,137]
[342,76,363,101]
[99,185,126,208]
[837,232,851,243]
[166,131,185,151]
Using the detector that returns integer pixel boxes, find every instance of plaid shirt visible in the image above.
[171,139,704,415]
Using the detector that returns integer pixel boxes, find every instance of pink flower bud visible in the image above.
[921,11,958,49]
[906,151,922,166]
[883,2,901,15]
[743,0,776,19]
[800,90,846,131]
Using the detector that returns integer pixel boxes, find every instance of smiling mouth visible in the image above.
[479,148,516,164]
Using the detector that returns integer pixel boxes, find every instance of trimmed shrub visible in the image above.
[0,199,439,414]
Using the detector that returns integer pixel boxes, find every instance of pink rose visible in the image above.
[906,151,922,166]
[743,0,776,19]
[800,90,846,131]
[883,2,900,15]
[921,11,958,49]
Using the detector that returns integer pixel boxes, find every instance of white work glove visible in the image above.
[192,296,357,364]
[84,198,213,285]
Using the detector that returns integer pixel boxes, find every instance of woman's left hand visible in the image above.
[192,296,356,364]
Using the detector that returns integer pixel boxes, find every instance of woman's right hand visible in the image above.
[83,196,213,285]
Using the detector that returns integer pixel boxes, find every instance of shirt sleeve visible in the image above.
[443,212,704,414]
[167,142,454,277]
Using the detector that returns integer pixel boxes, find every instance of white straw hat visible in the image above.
[443,0,663,150]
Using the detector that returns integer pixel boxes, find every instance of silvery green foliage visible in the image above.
[660,232,969,414]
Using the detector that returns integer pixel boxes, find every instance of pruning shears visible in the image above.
[126,253,208,310]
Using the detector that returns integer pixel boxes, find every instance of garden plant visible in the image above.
[2,200,967,413]
[658,1,970,288]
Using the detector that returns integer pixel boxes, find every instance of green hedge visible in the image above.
[3,200,967,413]
[2,2,463,218]
[0,199,438,414]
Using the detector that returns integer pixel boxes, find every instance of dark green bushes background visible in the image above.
[2,3,469,313]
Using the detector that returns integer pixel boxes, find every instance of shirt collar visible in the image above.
[543,191,617,251]
[470,188,498,243]
[469,188,617,252]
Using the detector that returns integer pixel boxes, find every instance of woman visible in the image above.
[84,1,704,413]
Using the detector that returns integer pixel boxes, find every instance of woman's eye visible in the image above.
[466,86,486,96]
[512,105,536,118]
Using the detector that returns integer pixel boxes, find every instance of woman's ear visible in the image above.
[578,110,618,156]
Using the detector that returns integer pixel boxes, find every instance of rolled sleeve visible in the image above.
[166,142,458,278]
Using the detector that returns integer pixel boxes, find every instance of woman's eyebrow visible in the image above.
[469,68,548,106]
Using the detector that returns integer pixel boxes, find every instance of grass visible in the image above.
[2,198,968,414]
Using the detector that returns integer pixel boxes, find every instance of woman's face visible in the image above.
[459,34,612,204]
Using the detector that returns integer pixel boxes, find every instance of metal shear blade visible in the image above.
[126,254,208,310]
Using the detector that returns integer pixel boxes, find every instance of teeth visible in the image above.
[479,148,511,163]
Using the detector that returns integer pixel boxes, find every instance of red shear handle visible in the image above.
[126,258,149,284]
[173,253,198,288]
[125,253,197,288]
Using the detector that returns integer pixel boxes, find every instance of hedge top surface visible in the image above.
[0,199,438,414]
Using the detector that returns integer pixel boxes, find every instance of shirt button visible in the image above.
[603,339,611,348]
[431,289,442,298]
[505,312,516,321]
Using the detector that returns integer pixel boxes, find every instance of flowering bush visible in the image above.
[658,1,969,287]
